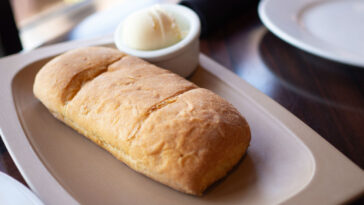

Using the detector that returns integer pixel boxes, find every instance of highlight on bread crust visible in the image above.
[33,46,251,195]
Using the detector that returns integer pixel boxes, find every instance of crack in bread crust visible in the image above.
[62,56,124,104]
[127,87,197,141]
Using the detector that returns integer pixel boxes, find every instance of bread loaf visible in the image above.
[33,46,250,195]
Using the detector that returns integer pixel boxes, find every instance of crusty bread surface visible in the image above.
[33,46,251,195]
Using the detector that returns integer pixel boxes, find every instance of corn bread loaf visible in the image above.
[33,46,251,195]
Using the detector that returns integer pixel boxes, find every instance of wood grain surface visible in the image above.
[1,2,363,204]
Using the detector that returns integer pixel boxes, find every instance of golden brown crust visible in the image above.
[33,46,251,195]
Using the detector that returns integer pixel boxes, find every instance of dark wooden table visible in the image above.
[1,3,363,204]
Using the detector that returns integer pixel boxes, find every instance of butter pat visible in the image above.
[114,4,201,77]
[121,5,184,50]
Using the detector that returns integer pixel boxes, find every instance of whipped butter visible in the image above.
[121,5,185,50]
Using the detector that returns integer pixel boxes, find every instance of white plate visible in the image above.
[0,172,43,205]
[0,37,363,205]
[258,0,364,67]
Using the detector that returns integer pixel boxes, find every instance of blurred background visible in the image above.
[6,0,176,52]
[4,0,254,53]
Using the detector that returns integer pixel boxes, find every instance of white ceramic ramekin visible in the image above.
[114,4,201,77]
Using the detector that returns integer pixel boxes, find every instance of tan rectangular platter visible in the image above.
[0,37,363,205]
